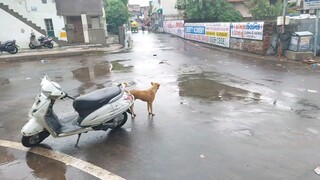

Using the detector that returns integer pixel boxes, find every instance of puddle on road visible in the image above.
[0,147,98,180]
[178,78,260,102]
[72,61,133,82]
[110,61,133,71]
[0,78,10,86]
[70,60,133,96]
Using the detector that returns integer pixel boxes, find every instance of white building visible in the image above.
[161,0,183,21]
[0,0,107,49]
[0,0,66,48]
[150,0,183,32]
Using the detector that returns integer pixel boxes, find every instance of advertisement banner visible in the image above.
[230,22,264,40]
[304,0,320,9]
[184,23,230,48]
[163,20,185,38]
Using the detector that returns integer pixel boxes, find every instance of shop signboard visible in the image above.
[304,0,320,10]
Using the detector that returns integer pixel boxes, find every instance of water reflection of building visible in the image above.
[71,63,112,95]
[0,78,10,86]
[93,63,111,77]
[72,63,111,83]
[72,67,91,82]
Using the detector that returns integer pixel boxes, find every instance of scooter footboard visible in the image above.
[21,117,44,136]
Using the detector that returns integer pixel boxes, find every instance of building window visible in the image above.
[42,0,47,4]
[45,19,55,37]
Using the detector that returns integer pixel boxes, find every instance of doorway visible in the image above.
[66,16,84,43]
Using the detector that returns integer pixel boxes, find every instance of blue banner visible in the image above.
[184,26,205,35]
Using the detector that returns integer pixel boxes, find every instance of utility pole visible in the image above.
[314,9,319,56]
[278,0,287,59]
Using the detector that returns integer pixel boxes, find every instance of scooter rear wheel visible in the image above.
[48,43,53,49]
[8,46,18,54]
[113,112,128,129]
[22,131,50,147]
[29,43,36,49]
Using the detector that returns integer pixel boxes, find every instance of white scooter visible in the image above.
[21,75,134,147]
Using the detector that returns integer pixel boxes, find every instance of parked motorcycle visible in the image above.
[21,75,134,147]
[29,32,54,49]
[0,40,19,54]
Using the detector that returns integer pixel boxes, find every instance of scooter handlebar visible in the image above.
[66,94,75,100]
[61,93,75,100]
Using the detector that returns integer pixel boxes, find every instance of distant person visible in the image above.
[141,23,145,32]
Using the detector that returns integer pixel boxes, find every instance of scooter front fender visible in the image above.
[21,117,45,136]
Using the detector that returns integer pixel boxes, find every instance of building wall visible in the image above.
[0,8,46,48]
[1,0,66,40]
[161,0,178,16]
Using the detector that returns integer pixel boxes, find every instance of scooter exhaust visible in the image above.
[92,122,118,130]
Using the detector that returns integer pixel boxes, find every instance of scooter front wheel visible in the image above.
[22,131,50,147]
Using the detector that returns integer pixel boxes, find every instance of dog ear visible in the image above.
[151,82,153,85]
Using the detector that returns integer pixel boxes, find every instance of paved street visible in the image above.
[1,31,320,179]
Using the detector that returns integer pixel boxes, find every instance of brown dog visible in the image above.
[129,82,160,118]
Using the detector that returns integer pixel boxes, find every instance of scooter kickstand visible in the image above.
[75,133,82,147]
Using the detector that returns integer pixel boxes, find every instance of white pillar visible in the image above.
[81,14,90,43]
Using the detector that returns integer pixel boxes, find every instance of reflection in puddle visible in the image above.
[0,78,10,86]
[178,78,260,102]
[72,67,91,82]
[111,61,133,71]
[71,61,132,96]
[93,63,111,77]
[72,61,132,83]
[0,148,15,166]
[26,151,67,179]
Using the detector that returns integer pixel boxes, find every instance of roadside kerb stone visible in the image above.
[0,44,125,62]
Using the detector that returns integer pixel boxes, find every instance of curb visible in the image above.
[0,45,126,62]
[166,33,304,64]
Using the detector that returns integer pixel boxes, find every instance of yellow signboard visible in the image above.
[60,31,67,38]
[206,31,228,37]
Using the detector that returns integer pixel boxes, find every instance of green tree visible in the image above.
[245,0,282,20]
[121,0,128,5]
[176,0,242,22]
[105,0,129,33]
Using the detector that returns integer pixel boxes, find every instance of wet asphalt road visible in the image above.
[1,31,320,179]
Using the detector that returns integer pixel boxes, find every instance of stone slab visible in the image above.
[284,50,314,61]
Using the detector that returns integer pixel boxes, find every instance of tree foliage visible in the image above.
[245,0,282,20]
[176,0,242,22]
[105,0,129,33]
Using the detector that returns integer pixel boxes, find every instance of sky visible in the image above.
[128,0,150,6]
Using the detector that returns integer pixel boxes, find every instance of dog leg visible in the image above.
[148,102,155,116]
[150,103,155,116]
[147,102,151,115]
[130,103,136,118]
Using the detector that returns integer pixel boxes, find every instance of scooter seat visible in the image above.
[73,86,122,117]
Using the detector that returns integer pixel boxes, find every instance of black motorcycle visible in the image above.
[0,40,19,54]
[29,32,53,49]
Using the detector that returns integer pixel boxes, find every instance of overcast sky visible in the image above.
[128,0,149,6]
